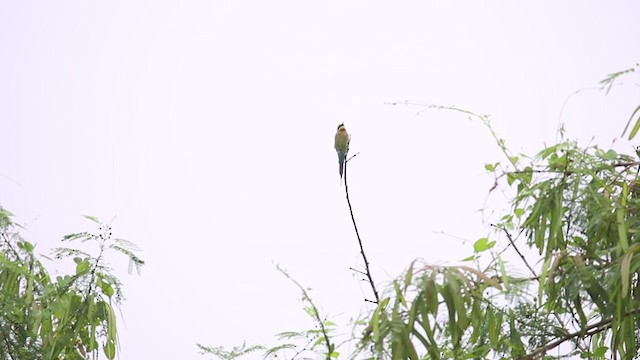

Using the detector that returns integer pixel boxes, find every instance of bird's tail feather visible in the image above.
[339,161,344,185]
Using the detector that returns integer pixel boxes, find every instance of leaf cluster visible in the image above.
[0,208,143,359]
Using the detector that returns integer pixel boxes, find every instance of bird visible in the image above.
[334,123,350,183]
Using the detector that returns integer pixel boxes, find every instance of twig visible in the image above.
[291,336,316,360]
[344,156,380,304]
[494,225,537,278]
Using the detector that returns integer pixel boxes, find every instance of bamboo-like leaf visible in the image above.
[621,252,633,298]
[546,190,562,254]
[488,306,498,347]
[424,274,438,316]
[82,215,100,223]
[102,339,115,360]
[574,295,588,332]
[497,256,509,289]
[449,277,468,331]
[616,203,629,252]
[468,297,482,343]
[618,314,635,359]
[417,305,439,359]
[622,104,640,140]
[538,256,552,307]
[393,280,408,308]
[407,296,419,334]
[371,298,389,348]
[508,311,525,357]
[404,261,414,291]
[440,277,458,346]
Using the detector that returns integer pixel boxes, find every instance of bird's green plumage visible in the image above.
[334,124,349,180]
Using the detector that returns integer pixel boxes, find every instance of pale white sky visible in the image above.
[1,2,640,359]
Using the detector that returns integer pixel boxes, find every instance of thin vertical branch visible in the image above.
[344,156,380,304]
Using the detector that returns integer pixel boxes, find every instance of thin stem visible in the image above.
[495,225,537,278]
[344,157,380,304]
[387,101,519,170]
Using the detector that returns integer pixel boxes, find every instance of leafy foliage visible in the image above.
[0,208,143,359]
[356,136,640,359]
[203,66,640,360]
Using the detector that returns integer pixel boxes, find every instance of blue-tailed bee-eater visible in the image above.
[334,123,350,183]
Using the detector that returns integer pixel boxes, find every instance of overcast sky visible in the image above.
[1,2,640,359]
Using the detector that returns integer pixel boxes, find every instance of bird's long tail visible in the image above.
[338,153,346,185]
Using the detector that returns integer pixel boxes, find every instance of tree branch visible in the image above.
[344,156,380,304]
[520,307,640,359]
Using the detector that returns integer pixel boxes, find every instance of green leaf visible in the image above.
[83,215,100,223]
[514,208,524,218]
[604,149,617,160]
[76,260,90,275]
[539,146,554,159]
[508,311,525,356]
[497,256,509,289]
[621,252,633,298]
[487,307,498,347]
[62,232,87,241]
[616,200,629,252]
[440,276,458,346]
[103,339,116,360]
[538,256,552,306]
[593,346,608,357]
[597,149,618,160]
[404,262,414,290]
[473,238,489,252]
[424,275,438,316]
[100,280,115,297]
[622,104,640,140]
[19,241,34,252]
[485,163,495,172]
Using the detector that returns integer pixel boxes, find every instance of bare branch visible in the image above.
[344,156,380,304]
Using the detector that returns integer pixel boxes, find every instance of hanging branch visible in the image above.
[344,154,380,304]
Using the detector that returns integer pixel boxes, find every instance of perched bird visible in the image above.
[334,123,350,183]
